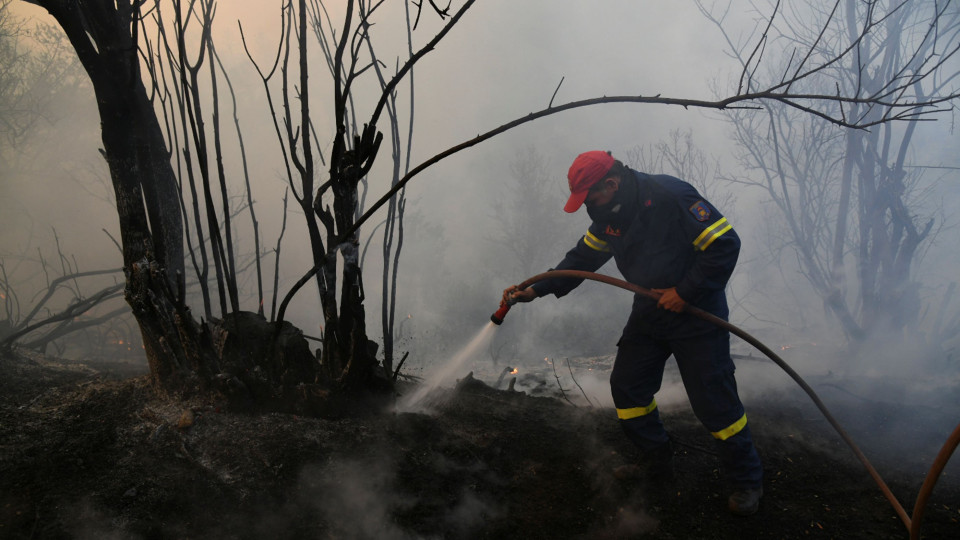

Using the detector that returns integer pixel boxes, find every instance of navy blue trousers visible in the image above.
[610,325,763,489]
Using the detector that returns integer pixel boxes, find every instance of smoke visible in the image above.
[293,458,413,540]
[66,497,142,540]
[598,506,659,538]
[442,487,503,536]
[267,446,501,539]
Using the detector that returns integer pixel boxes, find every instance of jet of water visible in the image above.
[394,321,497,413]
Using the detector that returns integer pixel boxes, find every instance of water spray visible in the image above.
[498,269,959,539]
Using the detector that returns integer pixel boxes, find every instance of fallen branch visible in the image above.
[1,283,125,350]
[391,350,410,382]
[548,357,573,406]
[565,358,597,408]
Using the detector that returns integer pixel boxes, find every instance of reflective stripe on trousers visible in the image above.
[610,327,763,487]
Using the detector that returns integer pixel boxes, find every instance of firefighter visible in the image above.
[501,150,763,516]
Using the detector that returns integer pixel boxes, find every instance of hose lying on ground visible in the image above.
[513,270,959,539]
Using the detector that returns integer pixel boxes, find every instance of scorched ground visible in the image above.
[1,349,958,539]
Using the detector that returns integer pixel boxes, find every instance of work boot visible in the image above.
[727,486,763,516]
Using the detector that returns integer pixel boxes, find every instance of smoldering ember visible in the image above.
[1,1,958,539]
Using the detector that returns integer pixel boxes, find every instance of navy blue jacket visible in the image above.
[531,169,740,338]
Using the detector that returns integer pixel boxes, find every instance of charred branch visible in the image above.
[1,282,124,351]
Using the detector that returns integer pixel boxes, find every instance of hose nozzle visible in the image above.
[492,288,524,325]
[490,300,513,325]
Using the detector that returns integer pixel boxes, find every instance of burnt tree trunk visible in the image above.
[30,1,321,401]
[28,0,207,394]
[317,137,382,391]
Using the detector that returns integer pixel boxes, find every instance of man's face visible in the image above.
[584,177,617,208]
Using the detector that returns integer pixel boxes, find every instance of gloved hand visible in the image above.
[501,285,538,306]
[652,287,687,313]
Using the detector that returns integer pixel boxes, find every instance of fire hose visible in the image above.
[493,269,959,540]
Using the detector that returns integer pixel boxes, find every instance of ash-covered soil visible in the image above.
[1,349,958,539]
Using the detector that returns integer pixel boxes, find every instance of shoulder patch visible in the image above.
[689,200,711,222]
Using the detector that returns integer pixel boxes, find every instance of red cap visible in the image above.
[564,151,614,213]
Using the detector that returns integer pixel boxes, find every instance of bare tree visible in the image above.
[20,0,959,407]
[1,4,128,357]
[483,146,587,361]
[362,0,417,379]
[488,147,580,282]
[1,0,36,150]
[22,0,243,398]
[243,0,470,389]
[1,0,85,165]
[701,0,960,346]
[626,129,735,216]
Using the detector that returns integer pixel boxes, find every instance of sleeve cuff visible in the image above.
[530,281,551,298]
[675,281,697,303]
